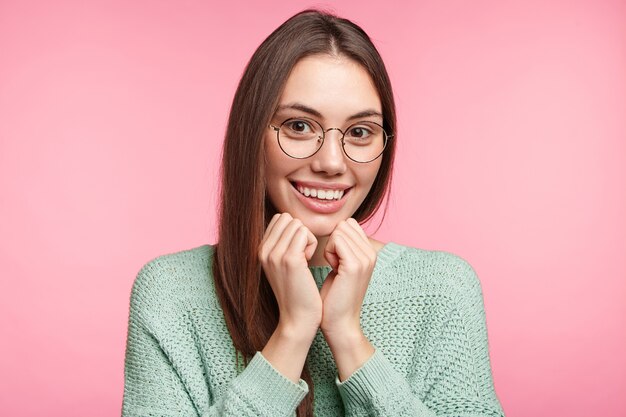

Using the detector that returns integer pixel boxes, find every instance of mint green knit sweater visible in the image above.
[122,242,505,416]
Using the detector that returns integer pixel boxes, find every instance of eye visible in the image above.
[285,119,313,134]
[347,125,373,139]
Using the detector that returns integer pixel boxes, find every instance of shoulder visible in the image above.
[128,244,217,321]
[377,242,484,303]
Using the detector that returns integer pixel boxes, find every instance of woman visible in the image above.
[122,9,505,417]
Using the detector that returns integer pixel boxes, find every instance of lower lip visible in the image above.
[291,184,350,214]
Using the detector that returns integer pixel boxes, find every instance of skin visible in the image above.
[259,54,388,383]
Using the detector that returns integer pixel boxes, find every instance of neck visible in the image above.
[308,235,331,267]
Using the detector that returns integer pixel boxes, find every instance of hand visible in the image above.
[319,218,377,338]
[258,213,322,338]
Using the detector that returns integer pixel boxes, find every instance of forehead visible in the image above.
[277,54,381,120]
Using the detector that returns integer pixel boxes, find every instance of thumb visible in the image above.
[304,228,318,261]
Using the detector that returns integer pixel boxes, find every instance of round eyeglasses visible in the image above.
[269,117,393,163]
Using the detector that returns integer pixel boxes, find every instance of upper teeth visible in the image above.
[297,185,345,200]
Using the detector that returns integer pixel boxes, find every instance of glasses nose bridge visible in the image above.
[322,126,345,142]
[316,126,347,161]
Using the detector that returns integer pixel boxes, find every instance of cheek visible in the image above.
[263,134,300,200]
[363,159,382,187]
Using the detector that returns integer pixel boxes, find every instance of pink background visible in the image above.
[1,0,625,416]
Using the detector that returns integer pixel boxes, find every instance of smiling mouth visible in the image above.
[290,182,352,201]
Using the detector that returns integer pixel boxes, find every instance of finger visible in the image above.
[285,223,318,261]
[272,218,307,257]
[261,213,293,254]
[334,221,372,262]
[263,213,291,243]
[331,233,360,268]
[263,213,282,239]
[303,228,318,261]
[324,231,361,270]
[346,218,370,244]
[342,219,378,265]
[286,225,311,257]
[323,234,340,270]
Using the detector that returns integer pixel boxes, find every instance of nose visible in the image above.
[310,129,347,175]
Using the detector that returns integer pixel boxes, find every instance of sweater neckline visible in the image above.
[308,241,405,286]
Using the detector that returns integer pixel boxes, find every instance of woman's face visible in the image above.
[264,54,383,237]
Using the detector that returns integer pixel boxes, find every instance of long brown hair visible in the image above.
[212,9,397,416]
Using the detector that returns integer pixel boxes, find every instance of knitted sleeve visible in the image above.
[122,265,309,417]
[334,257,505,417]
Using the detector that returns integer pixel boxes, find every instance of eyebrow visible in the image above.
[275,103,383,121]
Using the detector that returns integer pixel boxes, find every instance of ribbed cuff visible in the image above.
[335,349,397,410]
[235,351,309,415]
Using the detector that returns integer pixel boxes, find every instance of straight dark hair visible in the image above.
[212,9,397,417]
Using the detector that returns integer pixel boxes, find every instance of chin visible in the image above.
[306,224,335,238]
[297,213,348,238]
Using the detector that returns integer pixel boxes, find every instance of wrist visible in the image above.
[262,322,315,384]
[322,330,376,382]
[277,320,318,344]
[321,318,360,340]
[322,325,363,351]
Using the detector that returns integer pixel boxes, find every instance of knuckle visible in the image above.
[275,213,287,225]
[358,257,369,268]
[291,218,303,228]
[283,255,300,268]
[344,261,360,273]
[268,252,281,265]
